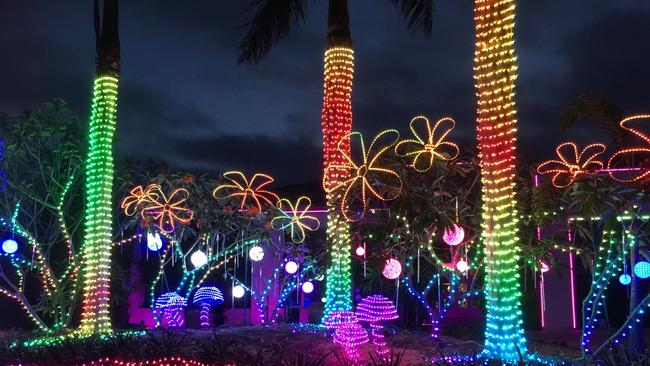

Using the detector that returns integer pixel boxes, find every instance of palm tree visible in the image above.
[238,0,434,320]
[472,0,527,361]
[78,0,120,335]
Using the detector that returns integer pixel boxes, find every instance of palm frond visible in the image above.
[238,0,310,64]
[390,0,435,35]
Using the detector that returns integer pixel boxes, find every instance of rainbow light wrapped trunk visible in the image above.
[78,75,119,334]
[473,0,527,360]
[322,47,355,318]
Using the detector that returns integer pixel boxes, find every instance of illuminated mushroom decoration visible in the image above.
[325,310,369,363]
[154,292,187,328]
[192,286,224,327]
[356,295,399,359]
[323,130,403,222]
[536,142,606,188]
[395,116,460,172]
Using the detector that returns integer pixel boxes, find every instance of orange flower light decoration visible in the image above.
[271,196,321,243]
[121,184,194,233]
[395,116,460,172]
[323,130,402,222]
[608,115,650,183]
[536,142,606,188]
[212,171,279,212]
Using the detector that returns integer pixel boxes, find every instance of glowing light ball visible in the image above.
[634,261,650,279]
[248,246,264,262]
[285,260,299,274]
[321,297,327,303]
[147,232,163,252]
[456,260,468,273]
[355,246,366,257]
[382,259,402,280]
[190,250,208,268]
[619,274,632,286]
[442,224,465,246]
[2,239,18,254]
[302,281,314,294]
[232,285,245,299]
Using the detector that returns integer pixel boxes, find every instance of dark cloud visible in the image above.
[1,0,649,185]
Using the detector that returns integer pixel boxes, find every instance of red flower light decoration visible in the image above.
[121,184,194,233]
[608,115,650,183]
[323,130,402,222]
[536,142,606,188]
[395,116,460,172]
[212,171,279,212]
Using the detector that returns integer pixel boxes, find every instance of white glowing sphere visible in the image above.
[302,281,314,294]
[456,260,468,272]
[285,260,299,274]
[233,285,245,299]
[321,297,327,303]
[355,246,366,257]
[382,259,402,280]
[248,246,264,262]
[540,260,550,273]
[2,239,18,254]
[190,250,208,268]
[147,232,163,251]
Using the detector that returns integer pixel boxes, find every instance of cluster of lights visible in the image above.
[14,330,144,349]
[326,311,368,363]
[78,357,210,366]
[321,46,355,321]
[270,265,315,324]
[78,75,119,335]
[473,0,528,360]
[356,295,398,360]
[154,292,187,328]
[271,196,320,243]
[213,171,279,212]
[192,286,224,327]
[323,129,402,222]
[395,115,460,172]
[536,142,606,188]
[442,224,465,246]
[607,114,650,182]
[121,184,194,233]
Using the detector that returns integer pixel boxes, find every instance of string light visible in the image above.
[78,75,119,335]
[536,142,606,188]
[271,196,320,243]
[474,0,527,360]
[78,356,210,366]
[321,46,354,321]
[121,184,193,234]
[192,286,224,327]
[213,171,279,212]
[395,116,460,172]
[356,295,398,360]
[323,130,402,222]
[608,114,650,182]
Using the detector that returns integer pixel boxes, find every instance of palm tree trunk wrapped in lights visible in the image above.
[473,0,527,360]
[78,0,120,335]
[321,0,355,318]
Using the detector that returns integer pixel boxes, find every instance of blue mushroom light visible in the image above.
[193,286,224,327]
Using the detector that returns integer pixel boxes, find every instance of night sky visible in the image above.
[2,1,649,185]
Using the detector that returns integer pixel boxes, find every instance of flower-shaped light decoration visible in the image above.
[121,184,194,234]
[442,224,465,246]
[271,196,320,243]
[395,116,460,172]
[323,130,402,222]
[536,142,606,188]
[608,115,650,183]
[213,171,280,212]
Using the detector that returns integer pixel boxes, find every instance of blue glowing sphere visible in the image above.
[2,239,18,254]
[634,261,650,279]
[619,274,632,286]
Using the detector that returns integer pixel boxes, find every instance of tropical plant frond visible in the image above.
[390,0,435,35]
[559,93,627,146]
[238,0,310,64]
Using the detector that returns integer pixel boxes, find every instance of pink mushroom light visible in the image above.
[356,295,398,359]
[325,311,369,363]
